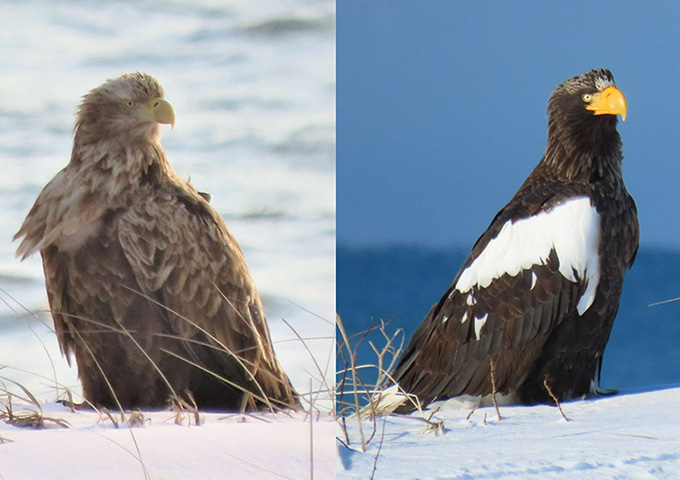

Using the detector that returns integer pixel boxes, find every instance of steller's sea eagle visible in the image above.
[377,68,638,413]
[14,73,299,411]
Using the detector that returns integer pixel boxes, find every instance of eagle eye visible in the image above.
[581,93,594,103]
[125,100,135,108]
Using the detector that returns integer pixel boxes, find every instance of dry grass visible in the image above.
[171,392,202,426]
[0,377,69,430]
[336,316,445,452]
[544,375,569,422]
[281,314,335,415]
[489,358,502,421]
[0,286,332,480]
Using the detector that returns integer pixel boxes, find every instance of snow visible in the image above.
[0,282,335,480]
[0,405,335,480]
[0,306,335,480]
[337,386,680,479]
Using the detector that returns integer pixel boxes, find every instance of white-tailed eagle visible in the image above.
[15,73,299,411]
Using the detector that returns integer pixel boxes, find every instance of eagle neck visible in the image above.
[70,133,173,199]
[538,118,623,186]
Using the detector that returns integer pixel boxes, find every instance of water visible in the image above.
[0,0,335,403]
[338,245,680,396]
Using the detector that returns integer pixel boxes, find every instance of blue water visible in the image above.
[337,245,680,393]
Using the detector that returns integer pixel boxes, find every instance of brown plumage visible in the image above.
[378,69,638,413]
[14,72,299,411]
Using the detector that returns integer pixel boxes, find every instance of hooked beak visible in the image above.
[586,86,627,121]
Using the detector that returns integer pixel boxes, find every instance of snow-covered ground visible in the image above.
[0,309,335,480]
[338,386,680,479]
[1,405,334,479]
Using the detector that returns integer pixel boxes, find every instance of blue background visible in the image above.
[338,1,680,249]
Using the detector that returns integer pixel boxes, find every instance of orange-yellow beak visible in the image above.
[586,86,627,121]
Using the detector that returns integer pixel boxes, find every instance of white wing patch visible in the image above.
[466,294,476,306]
[473,314,488,340]
[455,197,600,316]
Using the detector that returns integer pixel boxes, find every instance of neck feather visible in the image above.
[69,127,172,198]
[538,117,623,184]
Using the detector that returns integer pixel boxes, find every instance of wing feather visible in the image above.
[389,185,596,411]
[116,182,297,409]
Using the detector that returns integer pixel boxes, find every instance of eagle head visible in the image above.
[548,69,626,133]
[75,72,175,143]
[544,69,627,180]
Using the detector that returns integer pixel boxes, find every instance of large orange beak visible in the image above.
[586,86,627,121]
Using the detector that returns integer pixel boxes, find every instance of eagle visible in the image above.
[377,68,638,413]
[14,73,299,412]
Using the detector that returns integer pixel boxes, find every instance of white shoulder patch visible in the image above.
[455,197,600,316]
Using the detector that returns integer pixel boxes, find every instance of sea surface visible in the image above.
[338,245,680,398]
[0,0,335,403]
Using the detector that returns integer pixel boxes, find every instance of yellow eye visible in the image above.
[582,93,594,103]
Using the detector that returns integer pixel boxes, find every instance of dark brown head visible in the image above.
[74,72,175,144]
[542,69,627,181]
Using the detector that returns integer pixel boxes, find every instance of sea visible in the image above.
[0,0,335,405]
[338,245,680,399]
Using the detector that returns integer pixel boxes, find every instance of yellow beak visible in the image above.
[586,86,627,121]
[140,98,175,129]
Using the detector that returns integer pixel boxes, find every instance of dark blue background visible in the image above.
[338,1,680,249]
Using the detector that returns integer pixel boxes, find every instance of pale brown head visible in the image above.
[74,72,175,144]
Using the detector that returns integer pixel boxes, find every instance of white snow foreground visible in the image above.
[0,405,335,479]
[338,385,680,479]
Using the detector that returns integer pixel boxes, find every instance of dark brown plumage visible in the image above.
[379,69,638,413]
[14,73,299,411]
